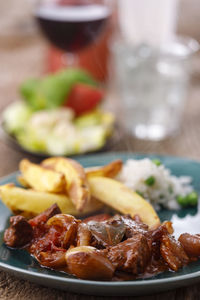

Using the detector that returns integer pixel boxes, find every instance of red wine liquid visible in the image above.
[36,4,110,52]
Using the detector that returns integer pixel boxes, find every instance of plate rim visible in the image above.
[1,256,200,288]
[1,151,199,178]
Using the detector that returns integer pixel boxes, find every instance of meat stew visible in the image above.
[4,204,200,281]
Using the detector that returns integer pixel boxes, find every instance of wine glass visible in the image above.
[34,0,112,66]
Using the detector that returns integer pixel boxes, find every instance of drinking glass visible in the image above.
[34,0,112,66]
[111,36,199,141]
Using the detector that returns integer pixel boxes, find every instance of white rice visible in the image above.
[118,158,194,210]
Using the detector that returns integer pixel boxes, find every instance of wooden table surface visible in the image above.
[1,0,200,299]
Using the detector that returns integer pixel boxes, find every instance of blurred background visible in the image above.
[1,0,200,87]
[1,0,200,164]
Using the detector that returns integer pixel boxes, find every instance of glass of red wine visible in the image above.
[35,0,112,66]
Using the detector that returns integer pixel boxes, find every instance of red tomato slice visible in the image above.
[64,83,104,116]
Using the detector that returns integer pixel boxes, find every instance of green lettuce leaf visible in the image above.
[20,68,97,111]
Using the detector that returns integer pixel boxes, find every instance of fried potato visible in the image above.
[19,159,66,193]
[86,160,123,179]
[42,157,90,211]
[17,175,30,188]
[0,184,103,217]
[88,176,160,229]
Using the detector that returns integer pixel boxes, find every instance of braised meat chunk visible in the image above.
[29,203,61,228]
[4,215,33,248]
[120,215,149,238]
[106,234,151,274]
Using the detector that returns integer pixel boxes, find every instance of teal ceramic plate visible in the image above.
[0,152,200,296]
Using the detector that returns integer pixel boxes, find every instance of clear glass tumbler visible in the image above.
[111,37,199,141]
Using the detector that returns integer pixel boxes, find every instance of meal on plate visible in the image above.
[1,156,199,281]
[2,68,114,155]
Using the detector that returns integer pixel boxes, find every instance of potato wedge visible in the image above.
[42,157,90,211]
[88,177,160,229]
[19,159,66,193]
[17,175,30,188]
[0,184,103,217]
[86,160,123,178]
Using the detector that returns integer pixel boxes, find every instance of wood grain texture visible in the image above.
[1,0,200,298]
